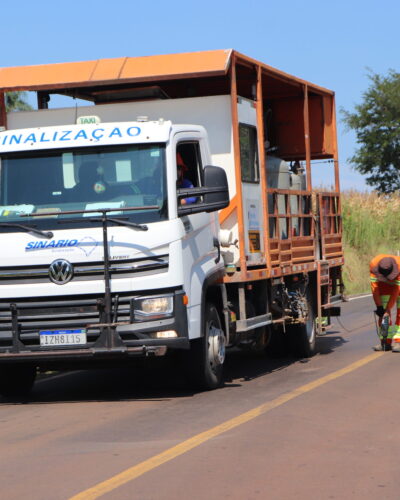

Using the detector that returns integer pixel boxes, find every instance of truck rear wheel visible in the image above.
[0,364,37,398]
[289,304,316,358]
[189,302,225,390]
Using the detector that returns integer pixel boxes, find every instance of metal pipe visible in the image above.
[101,210,113,348]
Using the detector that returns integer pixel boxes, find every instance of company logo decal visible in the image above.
[48,259,74,285]
[26,239,78,251]
[25,236,98,255]
[76,236,98,257]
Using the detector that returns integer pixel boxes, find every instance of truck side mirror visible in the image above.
[203,165,230,212]
[177,165,229,216]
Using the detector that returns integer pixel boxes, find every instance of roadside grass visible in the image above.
[342,190,400,295]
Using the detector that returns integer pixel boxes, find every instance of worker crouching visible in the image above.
[370,255,400,352]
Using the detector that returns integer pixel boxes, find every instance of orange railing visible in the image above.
[316,192,343,261]
[267,188,315,268]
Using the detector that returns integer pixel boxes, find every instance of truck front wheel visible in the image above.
[0,364,37,398]
[190,302,225,390]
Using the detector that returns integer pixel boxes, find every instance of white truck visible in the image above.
[0,50,344,395]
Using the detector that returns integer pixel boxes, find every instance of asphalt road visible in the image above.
[1,295,398,500]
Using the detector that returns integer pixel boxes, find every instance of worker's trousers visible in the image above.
[379,295,400,345]
[391,297,400,345]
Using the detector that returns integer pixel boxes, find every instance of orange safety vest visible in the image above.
[370,254,400,310]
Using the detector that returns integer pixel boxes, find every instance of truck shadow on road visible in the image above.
[0,330,348,406]
[316,330,348,355]
[224,330,347,383]
[0,359,195,405]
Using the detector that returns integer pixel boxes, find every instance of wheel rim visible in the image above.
[208,324,225,372]
[305,312,315,344]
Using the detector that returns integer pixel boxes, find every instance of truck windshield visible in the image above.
[0,144,167,227]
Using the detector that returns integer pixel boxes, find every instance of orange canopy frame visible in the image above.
[0,49,333,95]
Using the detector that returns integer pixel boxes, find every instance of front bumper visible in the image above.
[0,289,190,364]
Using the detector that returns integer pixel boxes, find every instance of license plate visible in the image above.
[39,329,87,347]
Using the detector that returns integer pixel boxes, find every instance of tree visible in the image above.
[5,91,32,112]
[342,69,400,193]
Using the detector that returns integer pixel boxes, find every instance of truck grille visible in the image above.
[0,255,168,285]
[0,293,136,349]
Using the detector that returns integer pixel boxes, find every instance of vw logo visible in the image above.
[48,259,74,285]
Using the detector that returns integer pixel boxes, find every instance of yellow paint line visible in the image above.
[69,351,383,500]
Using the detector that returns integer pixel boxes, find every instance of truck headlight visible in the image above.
[132,295,174,320]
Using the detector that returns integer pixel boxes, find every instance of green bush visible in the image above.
[342,191,400,294]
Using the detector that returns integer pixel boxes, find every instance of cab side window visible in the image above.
[176,142,202,188]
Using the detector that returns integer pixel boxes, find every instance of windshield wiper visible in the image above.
[20,205,157,232]
[0,223,53,239]
[76,216,148,231]
[104,217,148,231]
[56,216,148,231]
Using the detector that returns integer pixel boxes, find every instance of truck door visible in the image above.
[237,97,265,266]
[174,133,221,339]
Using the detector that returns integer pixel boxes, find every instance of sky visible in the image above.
[2,0,400,191]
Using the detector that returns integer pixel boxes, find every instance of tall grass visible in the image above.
[341,191,400,294]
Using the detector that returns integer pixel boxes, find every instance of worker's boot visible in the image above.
[374,341,391,351]
[391,330,400,352]
[391,341,400,352]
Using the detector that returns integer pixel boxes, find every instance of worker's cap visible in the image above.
[374,257,399,281]
[177,153,188,171]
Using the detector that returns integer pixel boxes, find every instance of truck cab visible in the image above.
[0,118,229,394]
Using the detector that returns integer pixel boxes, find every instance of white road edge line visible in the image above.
[348,294,371,301]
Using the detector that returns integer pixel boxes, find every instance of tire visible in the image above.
[189,302,225,390]
[288,301,316,358]
[0,364,37,398]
